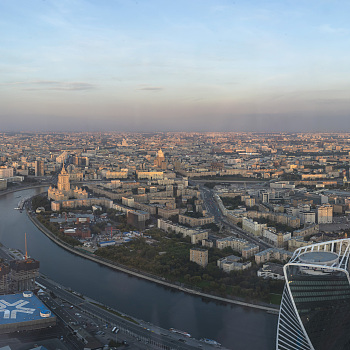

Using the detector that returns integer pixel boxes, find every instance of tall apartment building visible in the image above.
[73,156,89,167]
[56,151,68,164]
[316,204,333,224]
[190,248,208,268]
[35,160,45,176]
[126,210,150,231]
[299,211,316,225]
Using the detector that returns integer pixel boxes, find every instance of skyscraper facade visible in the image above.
[276,238,350,350]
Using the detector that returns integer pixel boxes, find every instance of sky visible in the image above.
[1,0,350,132]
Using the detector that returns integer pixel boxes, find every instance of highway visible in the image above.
[198,184,273,251]
[36,275,225,350]
[0,244,225,350]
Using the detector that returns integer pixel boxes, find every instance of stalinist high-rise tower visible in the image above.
[57,166,70,192]
[48,166,87,201]
[154,149,167,170]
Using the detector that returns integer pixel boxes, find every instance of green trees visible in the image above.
[31,195,51,211]
[201,223,219,232]
[220,196,244,210]
[36,214,82,246]
[94,229,283,302]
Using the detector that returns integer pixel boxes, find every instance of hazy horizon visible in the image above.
[1,0,350,132]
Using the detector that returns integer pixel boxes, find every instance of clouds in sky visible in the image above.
[1,81,96,91]
[1,0,350,132]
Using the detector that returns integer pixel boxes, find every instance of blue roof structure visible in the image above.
[0,293,55,325]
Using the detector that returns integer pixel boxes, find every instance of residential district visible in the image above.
[1,132,350,348]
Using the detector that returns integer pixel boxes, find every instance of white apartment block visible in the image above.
[0,167,13,178]
[317,204,333,224]
[242,217,267,236]
[157,219,208,244]
[263,228,291,248]
[217,256,251,273]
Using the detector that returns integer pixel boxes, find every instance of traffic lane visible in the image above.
[38,278,199,350]
[80,303,198,350]
[39,296,84,349]
[199,188,272,250]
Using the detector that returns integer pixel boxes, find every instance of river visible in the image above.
[0,187,277,349]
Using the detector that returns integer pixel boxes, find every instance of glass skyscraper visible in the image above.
[276,238,350,350]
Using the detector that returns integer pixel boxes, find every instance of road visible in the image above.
[0,245,225,350]
[36,275,226,350]
[198,184,273,250]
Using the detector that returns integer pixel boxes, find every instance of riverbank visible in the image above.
[26,202,278,313]
[0,183,50,197]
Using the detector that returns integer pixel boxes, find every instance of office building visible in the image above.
[276,239,350,350]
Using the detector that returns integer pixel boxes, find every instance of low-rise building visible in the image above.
[157,207,180,219]
[255,248,292,264]
[0,179,7,190]
[293,224,319,238]
[257,263,284,280]
[216,236,248,252]
[217,255,251,273]
[52,197,113,211]
[242,244,259,259]
[102,170,128,179]
[178,214,214,227]
[136,171,164,180]
[157,219,208,244]
[288,236,310,251]
[202,239,214,248]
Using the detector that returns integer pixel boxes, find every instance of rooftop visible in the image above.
[0,293,55,325]
[299,251,338,264]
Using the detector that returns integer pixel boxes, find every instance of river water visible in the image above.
[0,187,277,349]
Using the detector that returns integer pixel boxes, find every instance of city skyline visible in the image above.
[1,0,350,132]
[2,130,350,349]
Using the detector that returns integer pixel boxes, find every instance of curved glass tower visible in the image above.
[276,238,350,350]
